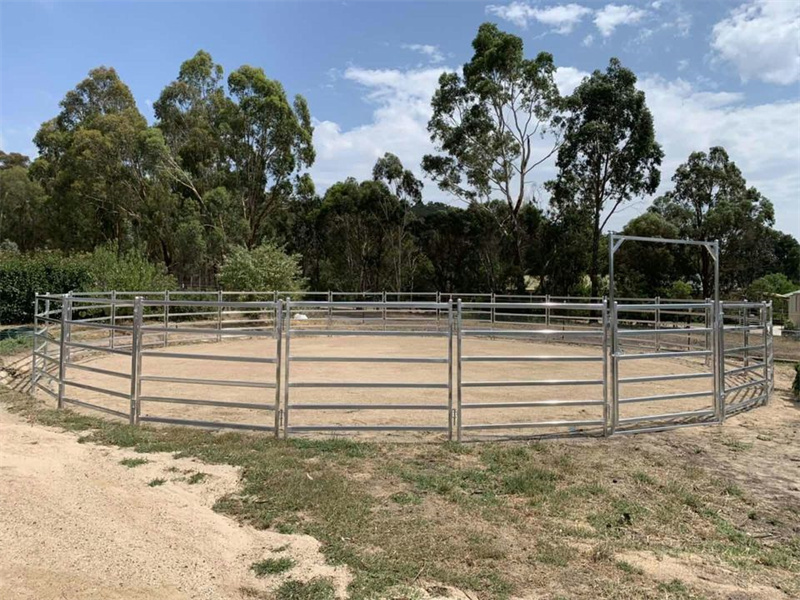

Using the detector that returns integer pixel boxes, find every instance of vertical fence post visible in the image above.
[704,298,711,368]
[31,294,39,392]
[712,300,722,421]
[456,298,463,442]
[654,296,661,352]
[767,301,774,399]
[602,297,609,437]
[762,302,769,404]
[610,300,619,434]
[436,291,441,331]
[217,290,223,342]
[447,299,454,441]
[57,294,72,409]
[490,292,496,326]
[283,297,292,439]
[327,291,333,330]
[742,302,750,368]
[129,296,143,425]
[382,290,387,331]
[274,299,283,437]
[110,290,117,349]
[545,294,551,327]
[163,290,169,347]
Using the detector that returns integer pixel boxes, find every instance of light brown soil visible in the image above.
[44,335,764,439]
[0,405,351,600]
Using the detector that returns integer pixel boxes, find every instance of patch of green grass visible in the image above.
[389,491,422,505]
[533,541,571,567]
[148,478,166,487]
[119,457,148,468]
[632,471,656,485]
[274,579,336,600]
[720,438,753,452]
[0,334,31,357]
[250,557,296,576]
[187,472,209,484]
[615,560,643,575]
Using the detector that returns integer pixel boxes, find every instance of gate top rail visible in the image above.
[287,301,449,309]
[141,299,279,309]
[461,301,604,310]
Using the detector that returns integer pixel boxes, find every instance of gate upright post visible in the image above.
[713,240,724,424]
[655,296,661,352]
[217,290,223,342]
[611,300,619,433]
[31,294,39,391]
[283,298,292,439]
[762,302,769,405]
[447,299,454,441]
[274,300,283,437]
[602,297,609,437]
[742,302,750,367]
[456,298,463,442]
[163,290,169,347]
[110,290,117,349]
[129,297,143,425]
[57,294,72,410]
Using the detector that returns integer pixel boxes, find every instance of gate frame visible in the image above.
[608,233,722,432]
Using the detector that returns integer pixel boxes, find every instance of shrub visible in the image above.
[84,245,175,293]
[0,252,92,324]
[793,363,799,401]
[784,319,796,332]
[218,243,305,292]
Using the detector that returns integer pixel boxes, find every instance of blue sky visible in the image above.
[1,0,798,237]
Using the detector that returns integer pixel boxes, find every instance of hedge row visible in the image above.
[0,253,93,325]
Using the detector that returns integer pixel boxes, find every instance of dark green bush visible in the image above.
[0,246,177,325]
[0,252,92,324]
[793,363,799,401]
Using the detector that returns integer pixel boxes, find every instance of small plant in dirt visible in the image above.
[793,363,800,401]
[148,478,166,487]
[273,578,336,600]
[120,458,148,468]
[187,472,209,484]
[251,557,296,576]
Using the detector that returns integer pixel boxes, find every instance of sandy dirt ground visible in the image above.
[38,335,765,438]
[0,405,351,600]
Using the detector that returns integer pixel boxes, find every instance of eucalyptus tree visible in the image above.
[31,67,170,253]
[422,23,564,290]
[650,146,775,296]
[547,58,663,298]
[0,152,48,251]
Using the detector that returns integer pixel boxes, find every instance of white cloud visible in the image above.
[711,0,800,85]
[311,63,800,237]
[311,66,449,191]
[582,34,594,47]
[401,43,445,64]
[632,75,800,235]
[677,59,689,72]
[594,4,647,37]
[486,2,592,33]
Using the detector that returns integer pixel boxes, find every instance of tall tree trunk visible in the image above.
[589,208,602,299]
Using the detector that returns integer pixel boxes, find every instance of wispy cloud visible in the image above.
[486,2,592,34]
[401,43,445,64]
[594,4,647,37]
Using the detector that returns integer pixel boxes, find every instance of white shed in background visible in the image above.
[780,289,800,326]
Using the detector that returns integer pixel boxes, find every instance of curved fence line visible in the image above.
[29,291,774,440]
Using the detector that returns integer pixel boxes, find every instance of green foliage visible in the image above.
[651,146,776,297]
[745,273,796,301]
[548,57,663,297]
[0,252,92,324]
[84,245,175,292]
[792,364,800,401]
[218,243,305,292]
[664,280,694,299]
[250,557,296,576]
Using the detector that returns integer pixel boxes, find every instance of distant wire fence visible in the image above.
[29,291,774,441]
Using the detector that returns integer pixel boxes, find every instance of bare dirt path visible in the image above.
[0,405,350,600]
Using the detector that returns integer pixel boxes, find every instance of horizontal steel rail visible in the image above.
[463,399,603,408]
[616,349,712,360]
[141,350,276,364]
[724,379,766,394]
[619,389,712,404]
[461,354,601,362]
[65,340,131,356]
[65,361,131,380]
[461,419,603,430]
[462,378,603,387]
[140,375,275,389]
[618,372,712,384]
[289,403,449,410]
[139,396,275,410]
[139,416,277,431]
[290,356,447,363]
[288,382,448,389]
[287,424,449,432]
[291,329,448,337]
[63,380,130,400]
[462,329,603,337]
[63,397,129,419]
